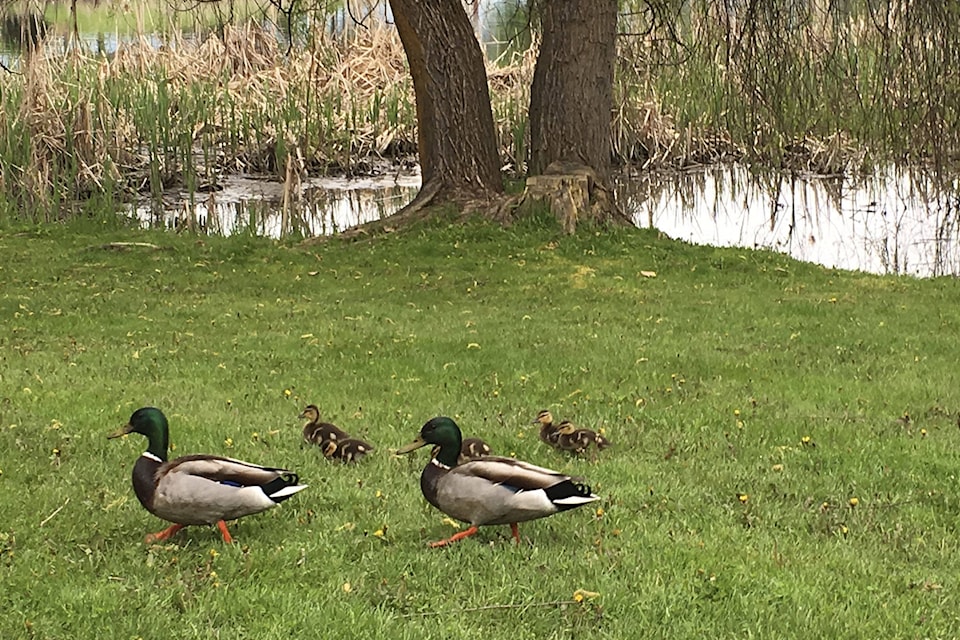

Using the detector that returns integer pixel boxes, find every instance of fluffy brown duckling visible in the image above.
[556,420,593,454]
[299,404,374,462]
[431,436,493,465]
[533,409,561,448]
[299,404,350,447]
[322,437,375,463]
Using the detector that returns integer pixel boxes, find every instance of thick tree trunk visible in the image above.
[389,0,503,210]
[529,0,618,180]
[525,0,628,231]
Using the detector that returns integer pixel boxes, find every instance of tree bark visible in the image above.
[528,0,618,180]
[389,0,503,210]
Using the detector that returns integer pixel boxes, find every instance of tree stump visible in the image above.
[520,160,624,233]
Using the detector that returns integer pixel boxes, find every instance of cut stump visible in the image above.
[519,160,627,233]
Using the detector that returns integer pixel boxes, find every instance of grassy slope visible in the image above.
[1,218,959,638]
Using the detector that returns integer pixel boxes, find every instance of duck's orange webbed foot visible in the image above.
[144,523,185,544]
[428,525,479,548]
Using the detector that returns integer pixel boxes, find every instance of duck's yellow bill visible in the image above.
[107,423,133,439]
[396,436,428,454]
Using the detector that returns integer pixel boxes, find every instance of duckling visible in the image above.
[533,410,561,448]
[462,437,493,459]
[430,436,493,466]
[556,420,593,454]
[322,437,375,463]
[299,404,350,447]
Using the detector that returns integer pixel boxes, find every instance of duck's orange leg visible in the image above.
[510,522,521,545]
[216,520,234,544]
[428,525,479,548]
[144,523,185,544]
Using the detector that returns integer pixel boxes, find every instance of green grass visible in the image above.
[2,218,960,638]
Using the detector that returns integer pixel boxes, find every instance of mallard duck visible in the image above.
[556,420,593,454]
[533,409,561,447]
[431,436,493,465]
[109,407,307,544]
[397,416,599,547]
[322,437,375,463]
[299,404,350,447]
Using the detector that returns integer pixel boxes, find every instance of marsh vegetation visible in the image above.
[1,0,958,229]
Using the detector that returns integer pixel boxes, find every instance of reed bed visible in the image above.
[1,0,958,223]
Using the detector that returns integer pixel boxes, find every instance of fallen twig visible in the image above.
[39,497,70,527]
[400,599,577,618]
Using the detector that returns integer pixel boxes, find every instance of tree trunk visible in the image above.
[389,0,503,211]
[529,0,618,180]
[525,0,628,231]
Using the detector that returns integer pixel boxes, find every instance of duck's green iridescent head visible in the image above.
[108,407,170,460]
[397,416,463,467]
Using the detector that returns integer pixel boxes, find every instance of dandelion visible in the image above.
[342,582,352,593]
[771,463,784,472]
[848,497,859,507]
[283,389,292,398]
[595,507,605,518]
[738,494,749,503]
[573,589,600,603]
[920,428,928,437]
[801,435,813,446]
[209,548,219,559]
[840,525,849,536]
[373,528,386,538]
[223,438,233,448]
[733,409,741,417]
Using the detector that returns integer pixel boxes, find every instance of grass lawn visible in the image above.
[1,216,959,638]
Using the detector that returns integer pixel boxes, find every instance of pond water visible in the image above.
[132,164,960,278]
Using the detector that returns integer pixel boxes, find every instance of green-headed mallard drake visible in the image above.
[397,416,599,547]
[533,409,561,448]
[299,404,350,447]
[322,437,375,463]
[109,407,307,544]
[431,436,493,466]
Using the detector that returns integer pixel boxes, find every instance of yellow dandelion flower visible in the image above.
[373,528,386,538]
[733,409,741,417]
[209,549,219,559]
[224,438,233,448]
[840,525,849,535]
[738,494,749,503]
[595,507,605,518]
[342,582,352,593]
[283,389,292,398]
[573,589,599,603]
[771,463,784,472]
[848,497,859,507]
[920,429,928,437]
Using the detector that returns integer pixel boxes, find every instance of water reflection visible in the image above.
[132,164,960,278]
[620,165,960,278]
[133,172,419,237]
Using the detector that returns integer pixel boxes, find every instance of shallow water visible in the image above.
[131,164,960,278]
[619,165,960,278]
